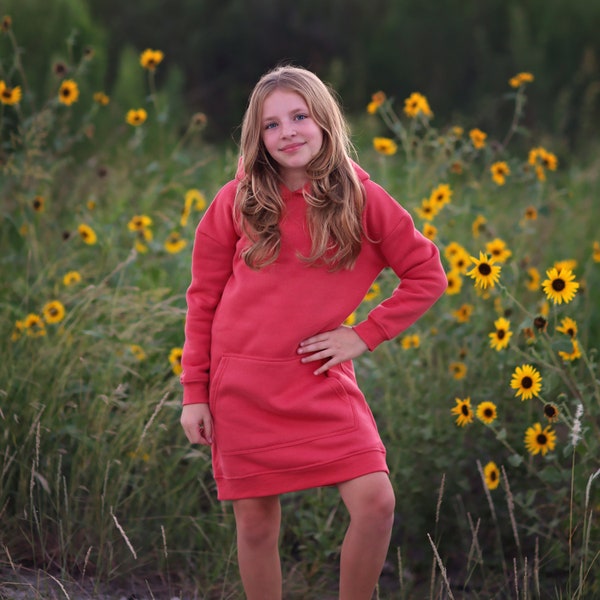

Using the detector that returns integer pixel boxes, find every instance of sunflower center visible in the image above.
[490,471,497,481]
[552,278,566,291]
[484,408,493,418]
[536,433,547,445]
[522,376,533,389]
[497,330,506,339]
[461,405,469,416]
[478,263,492,276]
[62,88,71,97]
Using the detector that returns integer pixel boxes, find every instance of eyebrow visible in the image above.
[262,106,309,122]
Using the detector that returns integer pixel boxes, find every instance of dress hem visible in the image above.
[216,448,388,500]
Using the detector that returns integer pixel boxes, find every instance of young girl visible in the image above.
[180,65,447,599]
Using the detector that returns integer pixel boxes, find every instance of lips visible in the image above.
[280,142,305,152]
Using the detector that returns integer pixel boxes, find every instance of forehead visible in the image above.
[262,88,308,118]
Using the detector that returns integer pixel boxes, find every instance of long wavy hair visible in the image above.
[235,65,366,270]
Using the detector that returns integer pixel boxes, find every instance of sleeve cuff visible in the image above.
[182,381,210,405]
[352,320,389,352]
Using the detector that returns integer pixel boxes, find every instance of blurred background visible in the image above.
[4,0,600,149]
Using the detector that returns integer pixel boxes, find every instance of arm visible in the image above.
[180,181,239,405]
[352,185,447,351]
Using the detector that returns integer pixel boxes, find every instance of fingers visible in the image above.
[181,405,213,445]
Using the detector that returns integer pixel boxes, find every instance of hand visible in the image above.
[180,403,213,445]
[297,325,368,375]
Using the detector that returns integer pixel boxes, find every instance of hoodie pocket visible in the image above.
[209,354,357,455]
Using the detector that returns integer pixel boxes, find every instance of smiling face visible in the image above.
[261,88,324,191]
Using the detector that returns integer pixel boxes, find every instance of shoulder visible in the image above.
[196,177,241,242]
[354,168,414,239]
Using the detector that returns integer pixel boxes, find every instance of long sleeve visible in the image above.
[180,181,240,405]
[352,180,447,351]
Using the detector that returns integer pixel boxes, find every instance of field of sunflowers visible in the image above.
[1,13,599,599]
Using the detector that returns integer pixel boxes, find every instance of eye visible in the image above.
[294,113,308,121]
[264,121,278,130]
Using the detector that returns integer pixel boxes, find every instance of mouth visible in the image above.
[280,142,304,152]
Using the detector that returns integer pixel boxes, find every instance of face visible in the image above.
[261,89,324,190]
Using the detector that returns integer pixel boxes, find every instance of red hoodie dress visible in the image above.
[181,162,447,500]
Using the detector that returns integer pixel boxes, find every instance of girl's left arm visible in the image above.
[352,188,448,352]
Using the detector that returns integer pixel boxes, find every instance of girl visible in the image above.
[180,65,447,599]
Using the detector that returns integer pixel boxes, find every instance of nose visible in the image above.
[282,120,296,137]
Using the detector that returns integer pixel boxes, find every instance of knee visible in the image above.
[234,498,280,548]
[352,481,396,532]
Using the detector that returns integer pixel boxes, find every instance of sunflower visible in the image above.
[593,241,600,263]
[93,91,110,105]
[485,238,512,264]
[58,80,79,105]
[445,270,463,296]
[367,91,386,114]
[558,339,581,362]
[448,247,471,274]
[400,334,420,349]
[542,267,579,304]
[422,223,437,241]
[403,92,433,118]
[556,316,578,338]
[444,241,466,260]
[429,183,452,208]
[344,312,356,326]
[128,215,153,232]
[452,303,473,323]
[11,320,25,342]
[42,300,66,324]
[24,313,46,337]
[511,364,542,400]
[364,282,381,301]
[140,49,164,70]
[0,80,22,105]
[415,198,439,221]
[489,317,512,351]
[472,215,487,239]
[164,231,187,254]
[77,224,97,245]
[169,347,183,375]
[126,108,148,126]
[483,461,500,490]
[185,188,207,211]
[524,422,556,456]
[63,271,82,286]
[373,137,398,156]
[451,397,474,427]
[449,362,467,380]
[490,161,511,185]
[543,403,559,423]
[524,206,538,221]
[477,401,497,425]
[129,344,147,361]
[509,72,534,88]
[469,128,487,149]
[468,252,501,289]
[526,267,541,291]
[32,195,45,212]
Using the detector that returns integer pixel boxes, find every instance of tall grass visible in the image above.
[1,15,599,599]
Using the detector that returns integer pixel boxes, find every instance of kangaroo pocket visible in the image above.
[210,354,358,455]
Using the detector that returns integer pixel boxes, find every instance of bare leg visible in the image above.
[233,495,282,600]
[337,472,395,600]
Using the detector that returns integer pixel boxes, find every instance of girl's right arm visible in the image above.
[180,180,240,407]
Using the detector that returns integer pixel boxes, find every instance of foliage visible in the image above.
[1,13,600,600]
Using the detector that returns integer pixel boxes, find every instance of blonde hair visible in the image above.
[235,65,365,270]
